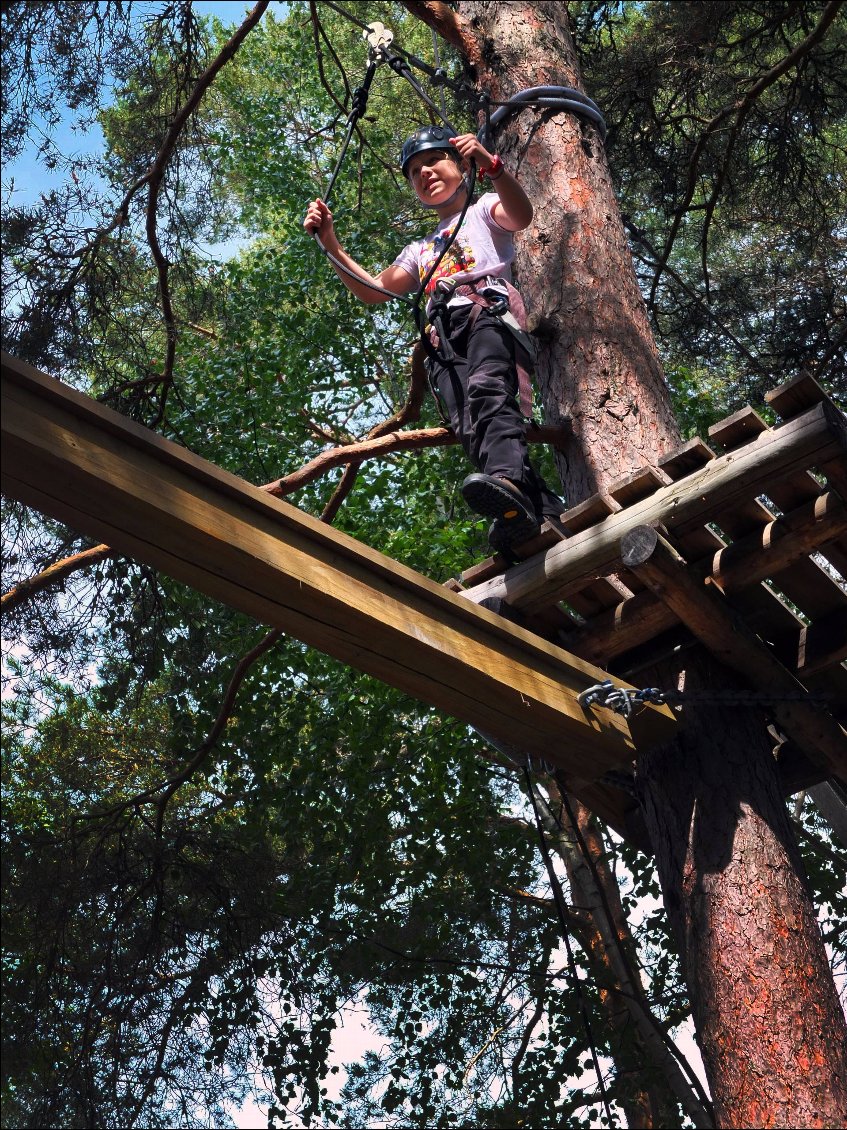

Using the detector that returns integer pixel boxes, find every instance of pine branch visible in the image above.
[400,1,483,69]
[144,0,270,426]
[1,543,112,613]
[648,0,843,305]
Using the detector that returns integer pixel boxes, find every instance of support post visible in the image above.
[620,525,847,783]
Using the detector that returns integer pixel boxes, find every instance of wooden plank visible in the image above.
[709,492,847,592]
[761,468,847,579]
[822,452,847,497]
[607,465,672,508]
[772,609,847,678]
[763,468,826,511]
[662,518,726,562]
[462,399,847,616]
[559,490,622,532]
[454,517,574,587]
[1,353,676,795]
[619,525,847,783]
[565,493,847,667]
[563,587,680,667]
[658,437,715,480]
[709,488,847,624]
[565,574,634,619]
[708,406,769,450]
[802,666,847,726]
[821,453,847,577]
[765,371,829,420]
[774,739,831,795]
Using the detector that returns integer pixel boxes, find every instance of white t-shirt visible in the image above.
[392,193,515,297]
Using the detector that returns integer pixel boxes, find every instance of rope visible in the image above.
[321,58,377,209]
[318,2,606,140]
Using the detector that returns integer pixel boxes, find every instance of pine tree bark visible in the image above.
[637,654,847,1127]
[408,2,847,1126]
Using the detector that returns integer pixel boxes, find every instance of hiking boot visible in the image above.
[462,473,540,546]
[487,520,522,562]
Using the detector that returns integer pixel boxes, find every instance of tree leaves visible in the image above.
[3,2,846,1127]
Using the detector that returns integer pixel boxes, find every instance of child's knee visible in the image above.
[467,365,518,403]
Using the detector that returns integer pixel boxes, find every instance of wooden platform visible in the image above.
[1,351,675,845]
[449,373,847,793]
[3,349,844,843]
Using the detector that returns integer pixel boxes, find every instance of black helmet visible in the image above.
[400,125,456,177]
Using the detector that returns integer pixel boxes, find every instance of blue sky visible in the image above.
[2,2,285,208]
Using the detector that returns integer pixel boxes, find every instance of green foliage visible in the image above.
[3,2,846,1127]
[573,0,846,415]
[793,793,847,987]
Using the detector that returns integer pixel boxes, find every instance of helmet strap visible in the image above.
[416,175,471,211]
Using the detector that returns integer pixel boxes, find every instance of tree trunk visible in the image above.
[410,1,847,1125]
[637,653,847,1128]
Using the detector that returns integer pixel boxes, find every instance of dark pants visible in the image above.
[428,302,564,519]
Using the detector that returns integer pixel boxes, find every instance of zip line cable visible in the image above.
[308,9,606,321]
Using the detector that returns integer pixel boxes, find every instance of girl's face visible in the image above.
[406,150,466,207]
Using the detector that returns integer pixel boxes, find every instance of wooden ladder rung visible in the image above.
[709,406,770,451]
[766,371,831,421]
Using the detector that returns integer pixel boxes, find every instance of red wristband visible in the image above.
[482,154,504,180]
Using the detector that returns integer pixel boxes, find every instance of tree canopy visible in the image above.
[2,2,845,1127]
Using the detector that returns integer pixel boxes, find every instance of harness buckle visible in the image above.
[483,294,508,316]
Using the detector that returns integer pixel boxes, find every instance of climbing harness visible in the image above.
[578,678,835,717]
[309,11,607,356]
[425,276,535,415]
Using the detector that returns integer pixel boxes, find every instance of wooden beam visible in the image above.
[808,781,847,849]
[567,491,847,665]
[462,399,847,615]
[707,491,846,592]
[619,525,847,784]
[779,609,847,678]
[0,352,675,804]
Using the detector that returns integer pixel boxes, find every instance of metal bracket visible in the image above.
[363,21,394,60]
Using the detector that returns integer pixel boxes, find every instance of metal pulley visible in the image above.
[363,21,394,60]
